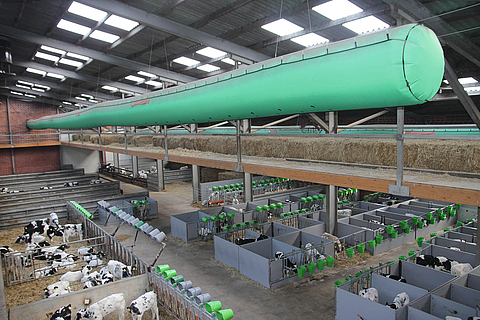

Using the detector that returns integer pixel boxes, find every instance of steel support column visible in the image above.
[389,107,409,196]
[192,164,201,203]
[326,185,338,234]
[6,97,15,174]
[235,120,243,172]
[0,261,7,320]
[132,156,139,178]
[156,159,165,191]
[163,125,169,162]
[244,172,253,202]
[477,207,480,266]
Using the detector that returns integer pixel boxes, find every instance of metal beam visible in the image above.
[250,114,299,133]
[80,0,269,63]
[108,25,146,51]
[14,61,148,94]
[308,113,329,132]
[249,4,390,50]
[337,110,389,133]
[6,86,94,106]
[198,121,229,133]
[444,59,480,130]
[155,0,187,16]
[384,0,480,68]
[0,25,195,84]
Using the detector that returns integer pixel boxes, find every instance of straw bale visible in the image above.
[134,135,153,147]
[152,136,164,147]
[71,134,80,142]
[218,171,243,180]
[334,252,373,269]
[101,134,120,145]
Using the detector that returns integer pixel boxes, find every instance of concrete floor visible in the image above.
[106,180,426,320]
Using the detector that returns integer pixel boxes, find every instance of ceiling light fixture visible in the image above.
[173,57,200,67]
[196,47,227,59]
[313,0,363,20]
[261,19,303,36]
[57,19,91,35]
[104,15,139,31]
[89,30,120,43]
[68,1,107,21]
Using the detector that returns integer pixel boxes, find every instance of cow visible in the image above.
[76,293,125,320]
[359,288,378,302]
[50,304,71,320]
[61,224,83,243]
[386,292,409,309]
[127,291,159,320]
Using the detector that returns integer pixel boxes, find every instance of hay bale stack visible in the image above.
[102,134,121,145]
[218,171,244,180]
[89,135,98,144]
[71,134,80,141]
[152,136,164,147]
[134,135,153,147]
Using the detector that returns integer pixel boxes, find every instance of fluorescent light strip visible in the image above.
[90,99,99,103]
[66,52,90,61]
[197,64,220,72]
[145,80,162,87]
[46,72,66,80]
[459,77,478,85]
[31,88,45,92]
[81,93,94,99]
[26,68,46,76]
[57,19,91,35]
[40,45,66,55]
[59,58,83,67]
[196,47,227,59]
[24,94,36,98]
[34,84,50,90]
[173,57,200,66]
[125,75,145,83]
[89,30,120,43]
[18,80,34,86]
[11,91,23,96]
[261,18,303,36]
[75,96,87,101]
[137,71,157,78]
[35,52,60,62]
[221,58,235,65]
[63,101,72,105]
[16,84,30,89]
[102,85,118,92]
[104,15,139,31]
[313,0,363,20]
[68,1,107,21]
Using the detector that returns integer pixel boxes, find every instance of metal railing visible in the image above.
[0,133,60,146]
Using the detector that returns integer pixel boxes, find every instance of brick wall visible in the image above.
[0,96,60,175]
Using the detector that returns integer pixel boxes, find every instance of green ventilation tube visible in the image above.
[27,24,444,130]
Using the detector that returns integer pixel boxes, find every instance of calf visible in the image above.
[100,272,114,285]
[60,266,90,282]
[322,232,343,255]
[275,251,297,276]
[107,260,136,279]
[49,212,59,227]
[83,280,100,289]
[198,228,212,237]
[44,280,71,298]
[416,254,440,269]
[234,233,268,245]
[34,266,58,279]
[40,186,52,190]
[385,274,407,283]
[1,187,8,193]
[76,293,125,320]
[451,262,473,277]
[90,179,102,184]
[386,292,409,309]
[304,242,324,264]
[81,271,101,283]
[77,247,94,255]
[127,291,159,320]
[359,288,379,302]
[63,182,78,187]
[50,304,71,320]
[19,219,50,244]
[62,224,83,243]
[0,246,14,257]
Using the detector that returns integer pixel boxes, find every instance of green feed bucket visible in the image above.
[358,244,365,253]
[450,210,456,217]
[335,280,344,286]
[201,217,209,223]
[375,235,383,244]
[417,221,424,229]
[157,265,169,273]
[206,301,222,313]
[426,212,433,220]
[400,221,408,229]
[163,269,176,279]
[399,255,407,260]
[391,230,398,239]
[307,263,316,274]
[430,233,437,238]
[409,250,417,260]
[416,237,424,248]
[170,275,184,285]
[368,240,375,249]
[455,204,461,210]
[346,248,354,258]
[317,260,326,270]
[297,266,306,277]
[456,221,464,228]
[412,217,420,225]
[386,226,394,234]
[440,214,446,221]
[217,309,234,320]
[326,257,335,267]
[444,228,450,232]
[405,226,411,234]
[227,212,235,219]
[429,217,435,225]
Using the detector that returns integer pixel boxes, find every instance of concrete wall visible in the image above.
[9,274,149,320]
[61,145,100,174]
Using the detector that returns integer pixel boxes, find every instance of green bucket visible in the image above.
[358,244,365,253]
[307,263,316,274]
[440,214,446,221]
[450,209,456,217]
[201,217,209,223]
[317,260,326,270]
[368,240,375,249]
[405,226,411,234]
[417,221,424,229]
[400,221,408,229]
[375,235,383,244]
[297,266,306,277]
[443,228,450,232]
[430,233,437,238]
[426,212,433,220]
[326,257,335,267]
[391,230,398,239]
[218,214,226,220]
[163,269,176,279]
[456,221,464,228]
[429,217,435,225]
[217,309,234,320]
[412,216,420,224]
[416,237,424,248]
[334,280,344,286]
[386,226,394,234]
[156,264,169,273]
[346,248,354,258]
[455,203,461,210]
[408,250,416,260]
[226,212,235,219]
[205,301,222,313]
[170,275,184,285]
[399,255,407,260]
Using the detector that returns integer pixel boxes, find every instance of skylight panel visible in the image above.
[46,72,66,80]
[104,15,139,31]
[18,80,33,86]
[35,52,60,63]
[145,80,163,87]
[57,19,91,35]
[342,16,389,34]
[16,84,30,89]
[125,75,145,83]
[75,96,87,101]
[59,58,83,67]
[40,45,66,55]
[221,58,235,65]
[313,0,363,20]
[63,101,72,105]
[89,30,120,43]
[196,47,227,59]
[31,87,45,92]
[459,77,478,84]
[291,33,329,47]
[261,18,303,36]
[173,57,199,66]
[34,84,51,90]
[66,52,90,61]
[24,94,36,98]
[81,93,94,99]
[137,71,157,78]
[197,64,220,72]
[102,85,118,92]
[90,99,99,103]
[11,91,23,96]
[68,1,107,21]
[26,68,46,76]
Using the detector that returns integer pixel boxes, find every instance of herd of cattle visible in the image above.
[0,180,103,194]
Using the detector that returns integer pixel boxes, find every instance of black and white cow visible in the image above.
[359,288,379,302]
[127,291,159,320]
[17,219,50,244]
[107,260,136,279]
[76,293,125,320]
[386,292,409,309]
[234,234,268,245]
[44,280,71,298]
[416,254,440,268]
[62,224,83,243]
[0,246,14,257]
[50,304,71,320]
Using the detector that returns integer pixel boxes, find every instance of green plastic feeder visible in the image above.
[400,221,408,229]
[285,212,292,217]
[217,309,234,320]
[358,244,365,253]
[218,186,224,190]
[405,226,411,234]
[280,213,286,218]
[133,200,140,206]
[439,214,446,221]
[338,190,342,196]
[300,209,307,213]
[260,180,265,184]
[417,221,424,229]
[450,209,456,217]
[326,257,335,267]
[368,240,376,249]
[335,280,344,286]
[226,212,235,219]
[363,196,368,200]
[429,217,435,225]
[337,201,343,206]
[430,233,437,238]
[412,216,420,225]
[233,224,241,229]
[212,186,218,191]
[218,214,226,220]
[156,264,169,273]
[319,195,325,199]
[408,250,416,260]
[223,226,232,231]
[252,181,256,186]
[230,184,235,189]
[386,226,394,234]
[391,230,398,239]
[269,204,277,210]
[294,210,301,215]
[317,260,326,270]
[235,183,241,188]
[300,197,307,203]
[443,228,450,232]
[297,266,306,277]
[467,218,474,223]
[201,217,209,223]
[255,206,262,212]
[206,301,222,313]
[455,204,461,210]
[456,221,464,228]
[416,237,424,248]
[436,209,443,215]
[210,216,218,222]
[241,222,247,227]
[224,185,229,190]
[262,205,270,211]
[375,235,383,244]
[426,212,433,220]
[399,255,407,260]
[141,200,148,205]
[134,221,144,229]
[163,269,176,279]
[277,202,284,209]
[306,196,313,202]
[251,220,259,224]
[312,195,319,201]
[342,199,349,203]
[346,248,354,258]
[307,263,316,274]
[170,275,184,285]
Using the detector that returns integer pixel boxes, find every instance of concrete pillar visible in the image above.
[132,155,139,178]
[326,185,338,235]
[192,165,201,203]
[156,159,165,191]
[113,152,119,169]
[243,172,253,202]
